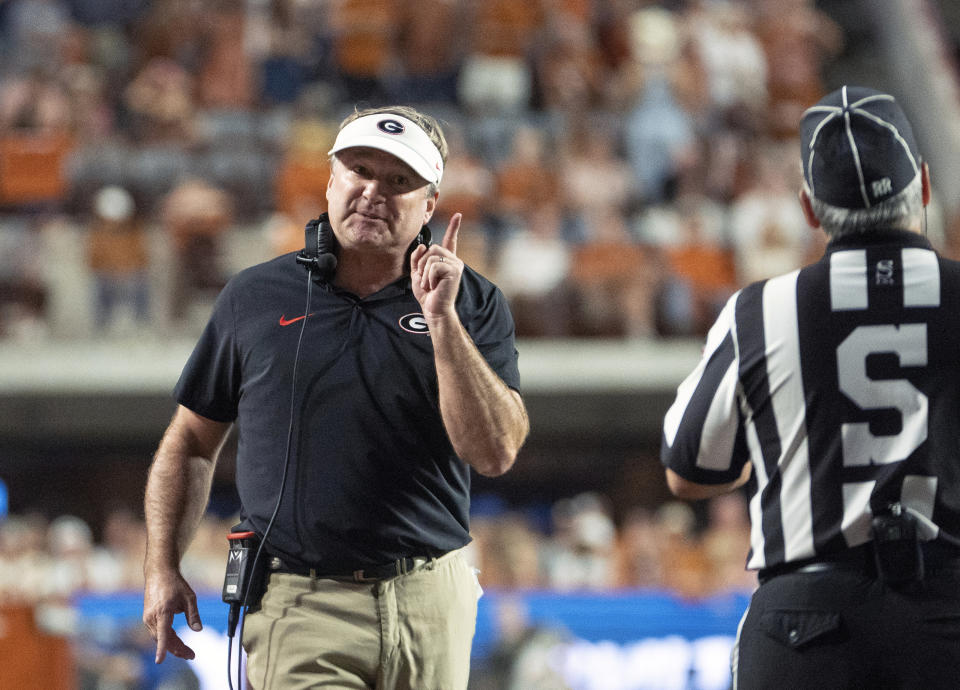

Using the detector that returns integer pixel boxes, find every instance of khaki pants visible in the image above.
[242,548,479,689]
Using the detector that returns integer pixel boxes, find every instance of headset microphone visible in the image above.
[304,251,338,277]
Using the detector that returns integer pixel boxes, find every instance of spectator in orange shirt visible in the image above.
[493,125,560,227]
[569,210,662,338]
[86,186,150,331]
[160,177,234,321]
[329,0,399,102]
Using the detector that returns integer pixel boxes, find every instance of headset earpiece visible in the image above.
[295,212,337,281]
[415,224,431,248]
[403,224,432,266]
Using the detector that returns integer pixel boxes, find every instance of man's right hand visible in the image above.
[142,568,203,663]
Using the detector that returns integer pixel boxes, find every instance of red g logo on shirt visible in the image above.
[399,313,430,334]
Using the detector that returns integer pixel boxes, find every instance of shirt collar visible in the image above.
[826,228,933,253]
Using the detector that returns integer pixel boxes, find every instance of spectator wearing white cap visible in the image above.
[142,104,529,689]
[86,185,150,332]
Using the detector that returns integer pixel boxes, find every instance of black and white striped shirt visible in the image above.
[661,229,960,570]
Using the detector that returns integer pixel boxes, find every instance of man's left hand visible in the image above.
[411,212,464,320]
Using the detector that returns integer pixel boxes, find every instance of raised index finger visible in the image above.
[441,213,462,255]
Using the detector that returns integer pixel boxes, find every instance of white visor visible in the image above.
[328,114,444,186]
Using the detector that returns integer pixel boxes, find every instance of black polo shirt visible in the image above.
[175,252,521,571]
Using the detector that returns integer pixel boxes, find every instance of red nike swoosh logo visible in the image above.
[279,313,313,326]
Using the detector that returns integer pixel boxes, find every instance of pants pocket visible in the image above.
[759,609,842,649]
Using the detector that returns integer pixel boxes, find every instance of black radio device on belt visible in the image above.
[871,502,924,585]
[222,531,266,636]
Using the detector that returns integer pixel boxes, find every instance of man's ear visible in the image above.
[422,191,438,225]
[921,161,931,206]
[799,187,821,229]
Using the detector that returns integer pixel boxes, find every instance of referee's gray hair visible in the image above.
[805,172,923,239]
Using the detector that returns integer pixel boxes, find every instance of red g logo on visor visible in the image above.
[378,119,405,135]
[399,313,430,334]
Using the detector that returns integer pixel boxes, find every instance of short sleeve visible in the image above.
[173,285,242,422]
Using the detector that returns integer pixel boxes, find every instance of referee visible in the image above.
[661,85,960,688]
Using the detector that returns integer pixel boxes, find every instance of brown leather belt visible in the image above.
[269,555,432,582]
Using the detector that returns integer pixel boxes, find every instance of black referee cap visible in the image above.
[800,85,921,209]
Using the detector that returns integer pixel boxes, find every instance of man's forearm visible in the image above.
[144,452,215,570]
[144,412,226,572]
[430,316,529,476]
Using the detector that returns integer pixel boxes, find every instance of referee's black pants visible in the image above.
[733,567,960,689]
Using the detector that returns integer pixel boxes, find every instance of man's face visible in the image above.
[326,147,437,254]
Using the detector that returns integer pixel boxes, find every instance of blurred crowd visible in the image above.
[469,489,756,597]
[0,490,755,605]
[0,0,859,341]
